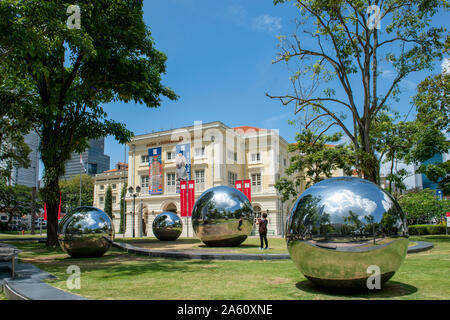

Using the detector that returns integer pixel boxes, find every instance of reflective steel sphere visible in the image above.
[192,186,254,246]
[58,206,115,258]
[153,212,183,241]
[286,177,408,289]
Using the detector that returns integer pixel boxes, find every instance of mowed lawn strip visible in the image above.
[1,235,448,300]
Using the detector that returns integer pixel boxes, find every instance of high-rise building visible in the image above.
[62,138,110,180]
[10,130,40,188]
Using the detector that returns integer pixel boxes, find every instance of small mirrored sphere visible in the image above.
[192,186,254,246]
[153,212,183,241]
[58,206,115,258]
[286,177,408,289]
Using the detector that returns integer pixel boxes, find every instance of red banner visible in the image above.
[44,192,61,221]
[235,180,243,193]
[188,180,195,217]
[243,179,251,202]
[180,181,187,217]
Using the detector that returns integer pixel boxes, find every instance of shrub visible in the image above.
[408,224,447,235]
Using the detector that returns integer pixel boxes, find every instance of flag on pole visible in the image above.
[80,154,87,173]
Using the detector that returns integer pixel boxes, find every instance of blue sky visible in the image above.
[41,1,449,177]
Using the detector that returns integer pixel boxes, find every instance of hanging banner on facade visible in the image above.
[176,143,191,193]
[148,147,163,194]
[243,179,251,202]
[235,180,243,193]
[188,180,195,217]
[180,180,188,217]
[44,193,61,221]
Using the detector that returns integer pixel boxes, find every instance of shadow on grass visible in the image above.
[122,238,201,245]
[416,235,450,242]
[197,243,260,249]
[295,280,418,299]
[37,251,217,280]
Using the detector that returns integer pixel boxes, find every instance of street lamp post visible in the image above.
[211,136,215,187]
[128,186,141,238]
[139,198,143,238]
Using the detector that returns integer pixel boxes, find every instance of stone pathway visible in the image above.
[112,239,434,260]
[0,252,88,300]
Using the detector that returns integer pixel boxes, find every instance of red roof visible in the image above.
[232,126,263,133]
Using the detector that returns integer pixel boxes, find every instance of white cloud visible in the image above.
[323,189,377,219]
[381,69,395,79]
[252,15,282,33]
[442,58,450,74]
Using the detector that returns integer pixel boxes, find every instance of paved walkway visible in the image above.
[112,239,434,260]
[407,241,434,253]
[0,253,87,300]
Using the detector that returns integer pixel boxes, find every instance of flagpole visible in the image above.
[79,154,83,207]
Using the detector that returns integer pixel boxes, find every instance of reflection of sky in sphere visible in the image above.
[323,189,377,219]
[302,177,397,224]
[213,191,239,211]
[71,208,110,231]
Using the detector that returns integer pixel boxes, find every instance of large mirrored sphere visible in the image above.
[153,212,183,241]
[58,206,115,258]
[286,177,408,289]
[192,186,254,246]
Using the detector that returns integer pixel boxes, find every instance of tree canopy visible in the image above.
[60,174,94,212]
[0,0,178,245]
[269,0,447,184]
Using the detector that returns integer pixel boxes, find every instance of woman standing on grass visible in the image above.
[257,213,269,250]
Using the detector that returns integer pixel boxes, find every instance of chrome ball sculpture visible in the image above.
[58,206,115,258]
[286,177,408,289]
[192,186,254,246]
[153,212,183,241]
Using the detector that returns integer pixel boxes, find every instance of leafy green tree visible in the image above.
[398,189,450,225]
[119,183,127,234]
[275,118,355,202]
[0,182,43,224]
[60,174,94,213]
[104,185,113,218]
[407,73,450,195]
[268,0,447,184]
[0,1,177,246]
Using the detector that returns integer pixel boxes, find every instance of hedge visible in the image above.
[408,224,447,235]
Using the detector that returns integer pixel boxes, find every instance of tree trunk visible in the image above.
[31,186,36,235]
[359,126,379,184]
[42,176,60,247]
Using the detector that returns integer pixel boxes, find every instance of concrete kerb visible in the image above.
[112,239,435,260]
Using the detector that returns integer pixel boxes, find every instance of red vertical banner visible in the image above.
[235,180,243,193]
[180,180,187,217]
[188,180,195,217]
[44,193,62,221]
[243,179,251,202]
[58,192,61,220]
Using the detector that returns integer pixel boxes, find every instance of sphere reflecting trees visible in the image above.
[286,177,408,289]
[152,212,183,241]
[58,206,115,258]
[192,186,254,246]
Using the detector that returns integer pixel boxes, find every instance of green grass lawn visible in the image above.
[0,233,46,239]
[121,236,289,254]
[1,235,449,300]
[121,237,417,255]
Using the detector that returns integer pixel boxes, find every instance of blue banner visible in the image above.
[148,147,163,194]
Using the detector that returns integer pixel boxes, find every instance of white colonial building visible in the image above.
[120,121,294,237]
